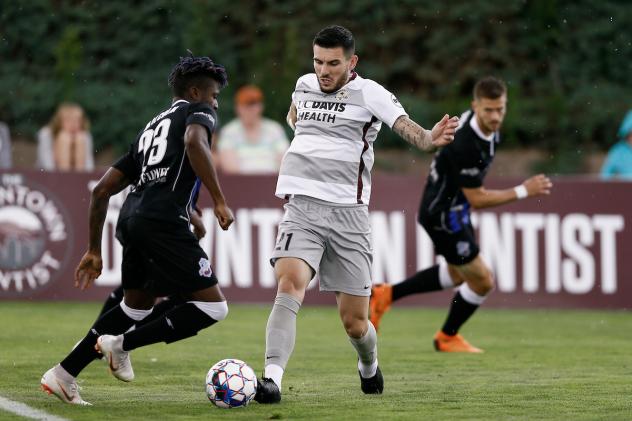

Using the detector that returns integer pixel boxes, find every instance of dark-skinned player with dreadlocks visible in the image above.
[41,53,234,405]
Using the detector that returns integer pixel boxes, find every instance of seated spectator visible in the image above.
[218,85,289,174]
[37,103,95,171]
[601,110,632,180]
[0,121,11,169]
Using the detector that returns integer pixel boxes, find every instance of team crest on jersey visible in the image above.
[456,241,471,257]
[335,90,350,101]
[198,257,213,278]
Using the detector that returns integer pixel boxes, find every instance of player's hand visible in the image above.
[214,203,234,230]
[430,114,459,147]
[193,220,207,240]
[74,251,103,290]
[190,208,207,240]
[522,174,553,196]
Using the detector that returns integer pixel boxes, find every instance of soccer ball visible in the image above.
[205,359,257,408]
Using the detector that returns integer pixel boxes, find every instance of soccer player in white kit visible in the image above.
[254,25,459,403]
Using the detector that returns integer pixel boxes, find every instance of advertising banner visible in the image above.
[0,170,629,309]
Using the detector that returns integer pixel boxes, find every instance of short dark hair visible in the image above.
[473,77,506,100]
[168,52,228,97]
[313,25,355,56]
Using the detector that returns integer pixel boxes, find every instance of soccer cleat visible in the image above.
[359,366,384,394]
[254,377,281,404]
[40,366,91,406]
[433,331,484,353]
[95,334,135,382]
[369,284,393,332]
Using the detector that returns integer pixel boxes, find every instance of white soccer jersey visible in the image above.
[275,72,408,204]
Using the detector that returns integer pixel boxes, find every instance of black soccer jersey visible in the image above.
[113,99,216,225]
[418,110,499,232]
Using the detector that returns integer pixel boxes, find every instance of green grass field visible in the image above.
[0,302,630,420]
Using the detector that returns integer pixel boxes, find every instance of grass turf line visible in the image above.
[0,302,630,420]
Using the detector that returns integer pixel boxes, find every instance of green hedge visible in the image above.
[1,0,630,173]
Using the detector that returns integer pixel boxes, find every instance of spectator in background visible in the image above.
[0,122,11,169]
[601,110,632,180]
[217,85,289,174]
[37,103,95,171]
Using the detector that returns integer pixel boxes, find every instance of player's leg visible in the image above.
[256,198,325,404]
[94,215,228,384]
[434,255,493,353]
[97,285,125,319]
[93,289,156,381]
[41,288,155,404]
[256,257,312,403]
[320,203,381,393]
[118,285,227,352]
[370,260,461,331]
[337,292,383,394]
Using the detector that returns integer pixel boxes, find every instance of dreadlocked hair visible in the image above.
[168,51,228,96]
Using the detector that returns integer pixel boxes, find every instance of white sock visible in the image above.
[358,358,378,379]
[459,282,488,305]
[264,363,284,391]
[120,300,153,321]
[349,322,378,378]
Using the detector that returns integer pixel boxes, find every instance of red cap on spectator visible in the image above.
[235,85,263,105]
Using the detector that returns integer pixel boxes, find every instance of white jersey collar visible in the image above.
[469,114,495,142]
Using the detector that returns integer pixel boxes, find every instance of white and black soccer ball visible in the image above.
[206,359,257,408]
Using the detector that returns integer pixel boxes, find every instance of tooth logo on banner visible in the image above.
[0,173,73,297]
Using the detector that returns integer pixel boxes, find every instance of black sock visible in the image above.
[97,286,124,319]
[392,265,442,301]
[441,291,479,336]
[60,304,136,377]
[122,303,217,351]
[134,295,185,329]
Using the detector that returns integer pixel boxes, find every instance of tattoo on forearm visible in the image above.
[392,116,433,151]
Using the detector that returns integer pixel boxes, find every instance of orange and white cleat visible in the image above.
[41,366,91,405]
[433,331,483,353]
[95,335,134,382]
[370,284,393,332]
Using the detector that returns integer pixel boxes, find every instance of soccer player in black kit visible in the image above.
[371,77,552,352]
[41,54,234,405]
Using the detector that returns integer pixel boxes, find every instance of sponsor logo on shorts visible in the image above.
[198,257,213,278]
[456,241,471,257]
[0,174,73,297]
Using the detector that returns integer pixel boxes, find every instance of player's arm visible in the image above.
[75,167,131,290]
[185,123,234,230]
[462,174,553,209]
[286,102,297,131]
[392,114,459,152]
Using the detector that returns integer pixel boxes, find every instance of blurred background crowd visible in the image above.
[0,0,630,178]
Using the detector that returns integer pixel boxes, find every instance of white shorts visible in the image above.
[271,195,373,297]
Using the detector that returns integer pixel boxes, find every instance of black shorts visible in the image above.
[419,212,479,266]
[115,216,218,296]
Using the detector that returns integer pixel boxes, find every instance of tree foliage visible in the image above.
[0,0,630,172]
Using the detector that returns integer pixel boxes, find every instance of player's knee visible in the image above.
[341,313,367,339]
[476,269,495,295]
[192,300,228,322]
[277,273,307,301]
